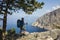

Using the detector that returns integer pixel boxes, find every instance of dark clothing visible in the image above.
[17,20,21,28]
[17,20,24,27]
[20,20,24,27]
[17,19,25,33]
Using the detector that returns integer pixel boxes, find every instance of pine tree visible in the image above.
[0,0,44,40]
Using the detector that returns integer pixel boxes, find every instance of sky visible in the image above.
[0,0,60,27]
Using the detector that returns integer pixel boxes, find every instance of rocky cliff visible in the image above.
[16,29,60,40]
[32,8,60,30]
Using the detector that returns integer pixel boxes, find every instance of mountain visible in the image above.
[32,8,60,30]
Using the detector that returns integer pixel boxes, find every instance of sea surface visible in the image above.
[6,24,47,33]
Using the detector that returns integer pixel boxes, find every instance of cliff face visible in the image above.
[32,8,60,30]
[17,29,60,40]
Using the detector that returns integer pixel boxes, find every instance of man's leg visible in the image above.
[20,26,23,33]
[22,26,26,31]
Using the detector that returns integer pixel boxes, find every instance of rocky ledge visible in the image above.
[16,29,60,40]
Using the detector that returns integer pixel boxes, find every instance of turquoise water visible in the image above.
[6,24,47,33]
[25,25,47,33]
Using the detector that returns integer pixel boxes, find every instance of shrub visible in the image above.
[7,28,16,36]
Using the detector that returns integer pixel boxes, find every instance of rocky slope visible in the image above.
[16,29,60,40]
[32,8,60,30]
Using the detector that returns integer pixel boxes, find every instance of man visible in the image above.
[17,18,25,34]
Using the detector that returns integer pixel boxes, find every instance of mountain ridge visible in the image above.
[32,8,60,30]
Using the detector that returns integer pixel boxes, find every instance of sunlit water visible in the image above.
[6,24,47,33]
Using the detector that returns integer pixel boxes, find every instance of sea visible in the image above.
[0,15,47,34]
[6,24,47,34]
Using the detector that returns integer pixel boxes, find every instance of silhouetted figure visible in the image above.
[17,18,25,34]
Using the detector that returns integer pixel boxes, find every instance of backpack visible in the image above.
[17,20,21,28]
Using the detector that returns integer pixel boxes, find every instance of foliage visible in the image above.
[5,28,16,40]
[0,0,44,14]
[7,28,16,35]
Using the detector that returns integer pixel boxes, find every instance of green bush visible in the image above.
[7,28,16,35]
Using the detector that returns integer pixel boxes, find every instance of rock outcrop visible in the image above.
[32,8,60,30]
[16,29,60,40]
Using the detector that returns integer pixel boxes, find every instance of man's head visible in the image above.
[22,18,24,21]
